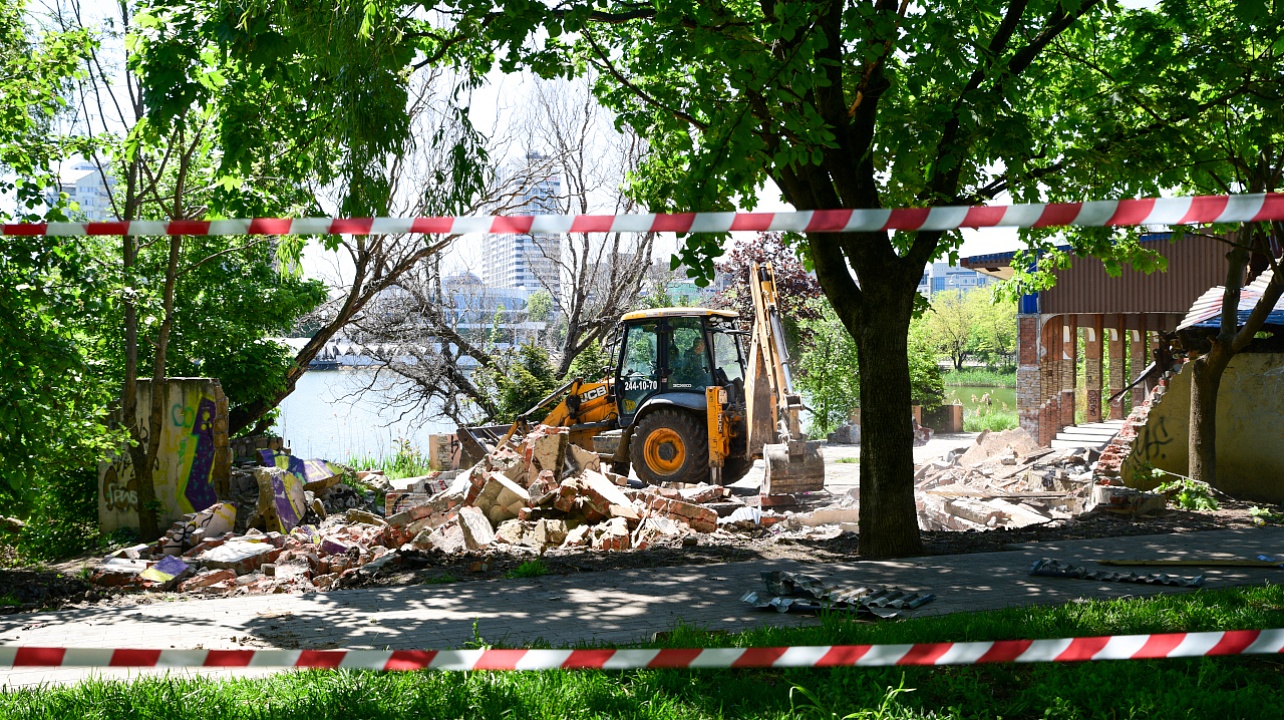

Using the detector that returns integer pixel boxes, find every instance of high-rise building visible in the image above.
[44,160,116,220]
[483,153,562,295]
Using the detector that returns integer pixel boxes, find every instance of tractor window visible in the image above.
[622,322,658,376]
[666,317,713,390]
[619,322,660,417]
[712,331,743,384]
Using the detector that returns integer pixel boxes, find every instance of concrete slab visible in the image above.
[4,526,1282,688]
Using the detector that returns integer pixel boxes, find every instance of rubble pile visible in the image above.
[913,428,1096,531]
[89,425,786,596]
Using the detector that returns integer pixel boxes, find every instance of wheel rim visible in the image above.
[642,427,686,475]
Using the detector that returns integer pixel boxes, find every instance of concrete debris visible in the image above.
[743,571,935,616]
[913,428,1095,532]
[1029,558,1204,587]
[85,425,888,598]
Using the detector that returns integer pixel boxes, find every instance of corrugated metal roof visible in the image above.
[1189,308,1284,330]
[1179,269,1283,330]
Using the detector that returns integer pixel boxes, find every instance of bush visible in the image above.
[14,464,104,564]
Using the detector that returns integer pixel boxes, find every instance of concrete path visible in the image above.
[4,526,1283,688]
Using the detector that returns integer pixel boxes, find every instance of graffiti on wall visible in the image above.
[179,397,218,512]
[1137,416,1173,463]
[99,380,226,532]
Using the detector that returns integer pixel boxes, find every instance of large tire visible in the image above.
[630,408,709,485]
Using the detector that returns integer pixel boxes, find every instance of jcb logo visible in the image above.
[579,386,608,403]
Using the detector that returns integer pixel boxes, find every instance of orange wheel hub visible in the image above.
[642,427,686,475]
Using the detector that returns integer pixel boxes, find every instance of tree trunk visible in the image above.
[855,312,923,558]
[853,282,924,559]
[1188,344,1231,484]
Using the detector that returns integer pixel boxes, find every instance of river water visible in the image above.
[270,369,456,461]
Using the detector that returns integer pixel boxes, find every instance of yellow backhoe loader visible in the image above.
[458,262,825,491]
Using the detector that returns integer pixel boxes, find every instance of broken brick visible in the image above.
[647,496,718,533]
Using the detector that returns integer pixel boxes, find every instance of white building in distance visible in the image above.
[46,160,116,220]
[483,153,562,296]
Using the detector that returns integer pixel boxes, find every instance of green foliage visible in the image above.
[343,439,435,481]
[13,466,105,562]
[1157,477,1221,512]
[799,299,944,435]
[506,559,549,579]
[0,0,91,219]
[564,339,611,381]
[1249,506,1284,526]
[907,320,945,415]
[922,288,1016,371]
[525,290,553,323]
[473,341,562,423]
[962,408,1018,433]
[155,239,326,421]
[796,298,860,436]
[0,0,118,514]
[790,677,915,720]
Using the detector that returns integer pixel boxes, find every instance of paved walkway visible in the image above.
[3,526,1282,688]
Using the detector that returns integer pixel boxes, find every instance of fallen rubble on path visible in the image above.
[89,425,834,597]
[914,428,1097,532]
[86,425,1196,599]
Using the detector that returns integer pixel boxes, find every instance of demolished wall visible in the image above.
[98,378,232,532]
[1105,354,1284,502]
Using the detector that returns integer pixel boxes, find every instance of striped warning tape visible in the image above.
[3,193,1283,237]
[4,629,1282,670]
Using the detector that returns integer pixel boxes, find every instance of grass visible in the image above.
[962,410,1019,432]
[506,559,550,579]
[0,593,20,607]
[342,438,435,481]
[943,367,1017,388]
[4,585,1284,718]
[835,457,859,464]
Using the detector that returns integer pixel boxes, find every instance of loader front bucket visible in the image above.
[762,440,825,494]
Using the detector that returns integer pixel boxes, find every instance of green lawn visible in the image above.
[3,585,1283,719]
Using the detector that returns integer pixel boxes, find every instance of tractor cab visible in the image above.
[611,307,746,429]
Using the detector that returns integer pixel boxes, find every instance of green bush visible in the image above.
[14,464,104,564]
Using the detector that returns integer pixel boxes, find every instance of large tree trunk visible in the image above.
[1188,344,1231,484]
[854,298,923,558]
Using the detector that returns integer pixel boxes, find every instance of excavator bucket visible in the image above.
[762,440,825,495]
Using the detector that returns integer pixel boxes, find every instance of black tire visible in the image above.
[629,408,709,485]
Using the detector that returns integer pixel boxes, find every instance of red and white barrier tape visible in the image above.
[4,629,1282,671]
[4,193,1283,237]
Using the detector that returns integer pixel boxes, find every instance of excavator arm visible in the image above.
[744,262,825,493]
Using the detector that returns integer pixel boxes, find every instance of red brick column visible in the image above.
[1059,316,1078,428]
[1016,315,1042,439]
[1108,315,1126,419]
[1084,314,1104,424]
[1041,316,1063,443]
[1130,316,1148,408]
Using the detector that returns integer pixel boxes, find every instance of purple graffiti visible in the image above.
[183,397,218,511]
